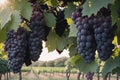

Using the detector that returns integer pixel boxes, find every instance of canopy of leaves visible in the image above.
[0,7,12,29]
[82,0,114,16]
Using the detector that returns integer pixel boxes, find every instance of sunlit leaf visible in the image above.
[13,0,32,20]
[5,11,21,31]
[0,7,12,29]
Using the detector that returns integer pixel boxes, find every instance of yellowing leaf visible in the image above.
[0,43,4,51]
[112,36,118,44]
[67,18,73,25]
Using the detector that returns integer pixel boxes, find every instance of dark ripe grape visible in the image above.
[99,7,111,17]
[40,4,49,10]
[85,72,94,80]
[94,16,116,61]
[29,0,37,3]
[55,10,69,37]
[80,35,86,41]
[71,12,81,21]
[75,15,96,63]
[5,27,27,73]
[28,3,50,61]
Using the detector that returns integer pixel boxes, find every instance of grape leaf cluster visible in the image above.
[72,8,116,63]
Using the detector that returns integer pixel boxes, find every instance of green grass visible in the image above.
[21,66,78,74]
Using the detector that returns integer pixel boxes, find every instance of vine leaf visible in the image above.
[65,3,76,18]
[112,67,120,75]
[5,11,21,31]
[51,0,58,7]
[46,30,68,52]
[23,24,31,31]
[0,27,7,43]
[69,22,77,37]
[102,57,120,78]
[71,55,98,74]
[44,13,56,27]
[0,7,12,29]
[82,0,114,16]
[116,19,120,44]
[110,0,119,25]
[69,44,77,57]
[13,0,32,20]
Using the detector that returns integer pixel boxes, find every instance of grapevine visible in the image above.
[0,0,120,77]
[5,27,27,73]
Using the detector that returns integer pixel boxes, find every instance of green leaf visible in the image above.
[116,19,120,44]
[0,7,12,29]
[82,0,114,16]
[71,55,98,73]
[23,24,31,31]
[5,11,21,31]
[13,0,32,20]
[51,0,58,7]
[65,3,76,18]
[46,30,68,52]
[112,67,120,75]
[44,13,56,27]
[110,0,119,25]
[102,57,120,77]
[0,27,7,43]
[69,44,77,57]
[69,22,77,37]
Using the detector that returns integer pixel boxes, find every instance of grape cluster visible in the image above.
[28,4,46,61]
[55,10,69,37]
[5,27,27,73]
[85,72,94,80]
[93,16,116,61]
[72,8,116,62]
[72,12,97,63]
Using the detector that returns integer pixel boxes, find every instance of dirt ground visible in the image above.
[1,71,119,80]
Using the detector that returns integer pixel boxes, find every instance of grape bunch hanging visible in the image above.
[72,8,116,63]
[4,2,50,73]
[55,9,69,37]
[5,27,27,73]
